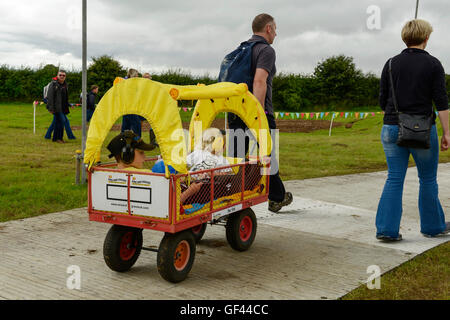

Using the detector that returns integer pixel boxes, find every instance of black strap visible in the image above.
[388,58,399,115]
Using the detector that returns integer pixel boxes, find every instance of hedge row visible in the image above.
[1,55,448,111]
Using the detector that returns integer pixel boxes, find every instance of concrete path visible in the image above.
[1,165,449,300]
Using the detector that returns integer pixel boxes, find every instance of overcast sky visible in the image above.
[1,0,449,77]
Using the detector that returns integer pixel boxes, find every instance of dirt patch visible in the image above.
[73,119,344,133]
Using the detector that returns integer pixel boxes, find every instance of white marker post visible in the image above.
[328,113,335,137]
[33,101,36,134]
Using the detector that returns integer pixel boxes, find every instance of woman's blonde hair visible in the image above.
[401,19,433,47]
[127,68,139,78]
[201,128,224,154]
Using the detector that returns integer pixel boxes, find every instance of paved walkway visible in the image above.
[1,165,449,300]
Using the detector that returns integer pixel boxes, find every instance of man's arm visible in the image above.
[253,68,269,108]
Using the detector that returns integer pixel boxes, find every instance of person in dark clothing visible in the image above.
[86,85,98,122]
[121,68,145,138]
[46,70,70,143]
[44,76,76,140]
[376,19,450,241]
[227,13,292,213]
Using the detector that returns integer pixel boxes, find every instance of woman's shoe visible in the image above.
[376,234,403,242]
[422,222,450,238]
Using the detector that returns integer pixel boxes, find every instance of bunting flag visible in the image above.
[301,113,304,119]
[355,112,359,118]
[280,112,285,118]
[325,112,329,117]
[345,112,349,118]
[275,112,279,119]
[291,113,295,119]
[306,113,310,119]
[296,112,300,119]
[320,112,324,119]
[310,113,314,119]
[315,113,320,119]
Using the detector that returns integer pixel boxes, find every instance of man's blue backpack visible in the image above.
[217,40,263,91]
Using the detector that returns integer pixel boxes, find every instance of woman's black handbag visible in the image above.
[388,58,433,149]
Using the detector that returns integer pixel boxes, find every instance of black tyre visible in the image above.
[225,208,257,252]
[157,230,196,283]
[190,223,207,243]
[103,225,143,272]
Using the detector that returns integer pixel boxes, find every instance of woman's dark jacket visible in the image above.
[379,48,448,125]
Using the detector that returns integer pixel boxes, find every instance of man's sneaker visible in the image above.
[268,192,293,213]
[281,192,293,207]
[422,222,450,238]
[376,234,403,242]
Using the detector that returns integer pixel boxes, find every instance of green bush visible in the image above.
[0,55,446,111]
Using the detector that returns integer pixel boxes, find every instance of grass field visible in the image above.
[0,102,448,299]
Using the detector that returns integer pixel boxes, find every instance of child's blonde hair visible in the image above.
[202,128,224,154]
[401,19,433,47]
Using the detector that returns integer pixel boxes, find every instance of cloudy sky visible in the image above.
[1,0,449,77]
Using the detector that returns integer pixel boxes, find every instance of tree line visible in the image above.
[1,55,449,111]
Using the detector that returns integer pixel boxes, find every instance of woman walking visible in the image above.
[376,19,450,241]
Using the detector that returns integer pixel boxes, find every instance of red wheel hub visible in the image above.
[119,231,137,261]
[174,240,190,271]
[239,216,253,242]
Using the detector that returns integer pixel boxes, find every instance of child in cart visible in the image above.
[106,130,156,171]
[150,128,235,204]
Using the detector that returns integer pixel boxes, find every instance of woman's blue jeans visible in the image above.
[376,125,446,237]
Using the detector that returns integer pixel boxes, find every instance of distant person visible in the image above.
[142,72,152,79]
[86,85,99,122]
[106,130,156,171]
[44,75,76,140]
[221,13,292,213]
[121,68,145,138]
[376,19,450,241]
[46,70,72,143]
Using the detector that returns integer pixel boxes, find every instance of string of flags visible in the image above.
[31,101,441,120]
[274,111,382,120]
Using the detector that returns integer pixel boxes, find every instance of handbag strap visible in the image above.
[388,58,399,115]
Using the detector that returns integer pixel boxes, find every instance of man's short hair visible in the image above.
[58,69,66,74]
[91,85,99,91]
[252,13,274,33]
[401,19,433,47]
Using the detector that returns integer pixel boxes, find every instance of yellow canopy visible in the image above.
[84,78,187,174]
[185,82,272,157]
[84,79,272,176]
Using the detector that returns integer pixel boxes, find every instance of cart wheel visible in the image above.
[190,223,207,243]
[157,230,196,283]
[226,208,257,252]
[103,225,143,272]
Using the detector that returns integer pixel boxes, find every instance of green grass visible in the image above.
[340,242,450,300]
[0,102,448,299]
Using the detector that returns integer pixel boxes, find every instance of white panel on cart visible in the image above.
[91,170,170,218]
